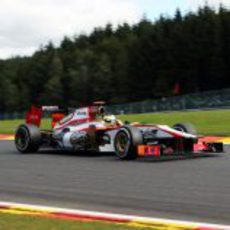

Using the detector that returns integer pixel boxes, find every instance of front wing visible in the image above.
[136,139,224,157]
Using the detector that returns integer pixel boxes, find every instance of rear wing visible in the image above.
[25,103,106,129]
[25,106,69,128]
[26,106,42,127]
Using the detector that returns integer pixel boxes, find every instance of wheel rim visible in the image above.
[15,127,29,151]
[115,131,130,157]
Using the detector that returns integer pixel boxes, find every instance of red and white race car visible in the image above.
[15,102,223,160]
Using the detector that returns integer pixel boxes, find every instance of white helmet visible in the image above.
[103,115,116,125]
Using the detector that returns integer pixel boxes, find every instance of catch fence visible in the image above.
[0,88,230,120]
[108,88,230,114]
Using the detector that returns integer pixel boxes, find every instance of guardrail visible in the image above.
[0,88,230,119]
[108,88,230,114]
[0,112,25,120]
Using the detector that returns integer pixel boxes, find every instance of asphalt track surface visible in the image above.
[0,141,230,225]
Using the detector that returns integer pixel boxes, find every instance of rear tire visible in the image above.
[114,126,143,160]
[15,124,41,153]
[173,123,197,135]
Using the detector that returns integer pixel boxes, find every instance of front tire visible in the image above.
[114,126,143,160]
[15,124,41,153]
[173,123,197,135]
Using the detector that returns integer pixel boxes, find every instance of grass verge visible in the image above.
[118,109,230,136]
[0,109,229,136]
[0,119,51,134]
[0,213,145,230]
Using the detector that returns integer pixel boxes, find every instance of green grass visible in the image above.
[0,213,148,230]
[118,109,230,136]
[0,109,229,135]
[0,119,51,134]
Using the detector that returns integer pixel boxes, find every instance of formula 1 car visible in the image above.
[15,102,223,160]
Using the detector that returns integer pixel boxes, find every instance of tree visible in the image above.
[40,52,64,105]
[1,5,230,112]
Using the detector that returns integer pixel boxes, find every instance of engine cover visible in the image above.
[61,131,88,149]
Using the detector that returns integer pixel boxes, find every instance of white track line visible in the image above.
[0,201,229,229]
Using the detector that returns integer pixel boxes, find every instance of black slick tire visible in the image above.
[114,126,143,160]
[173,123,197,135]
[15,124,41,153]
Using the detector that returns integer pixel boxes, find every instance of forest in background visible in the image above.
[0,5,230,112]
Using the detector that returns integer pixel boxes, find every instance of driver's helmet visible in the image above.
[103,115,116,125]
[92,101,105,117]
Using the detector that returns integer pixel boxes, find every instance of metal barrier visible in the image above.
[0,112,25,120]
[108,88,230,114]
[0,88,230,119]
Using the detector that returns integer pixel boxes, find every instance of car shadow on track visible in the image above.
[136,153,221,163]
[12,148,222,163]
[34,149,115,158]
